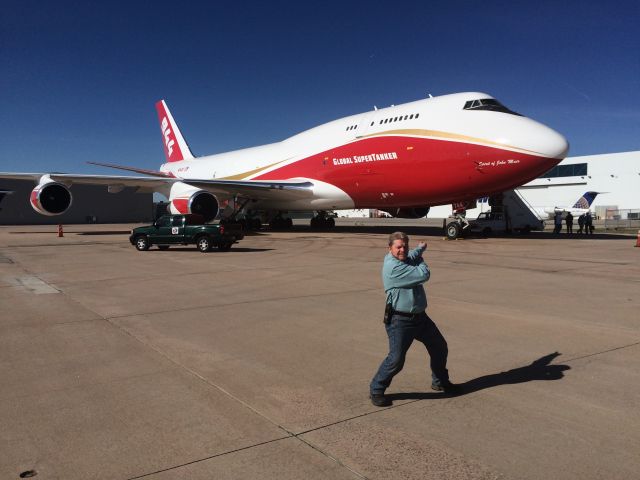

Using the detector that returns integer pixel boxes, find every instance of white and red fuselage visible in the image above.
[158,92,568,212]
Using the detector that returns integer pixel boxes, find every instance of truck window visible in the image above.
[157,217,171,227]
[172,216,183,227]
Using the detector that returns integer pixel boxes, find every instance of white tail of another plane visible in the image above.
[155,100,195,163]
[541,191,600,218]
[571,191,599,210]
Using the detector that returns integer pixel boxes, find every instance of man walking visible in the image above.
[370,232,459,407]
[565,211,574,234]
[585,211,594,234]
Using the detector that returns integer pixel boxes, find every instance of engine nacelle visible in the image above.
[30,180,72,216]
[383,207,430,219]
[168,182,219,222]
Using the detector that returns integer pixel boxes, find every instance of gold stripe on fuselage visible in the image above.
[359,129,544,156]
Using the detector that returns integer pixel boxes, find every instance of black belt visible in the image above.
[392,309,417,318]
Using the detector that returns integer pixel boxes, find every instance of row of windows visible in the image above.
[540,163,588,178]
[345,112,420,131]
[377,113,419,125]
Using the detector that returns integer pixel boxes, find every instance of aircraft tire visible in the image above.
[445,222,460,240]
[251,218,262,230]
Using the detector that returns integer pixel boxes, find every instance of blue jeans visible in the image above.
[370,311,449,394]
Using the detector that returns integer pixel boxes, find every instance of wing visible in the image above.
[0,171,314,199]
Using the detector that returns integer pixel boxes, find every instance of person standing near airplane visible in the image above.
[369,232,459,407]
[585,211,594,234]
[554,211,563,234]
[565,211,574,234]
[578,214,585,234]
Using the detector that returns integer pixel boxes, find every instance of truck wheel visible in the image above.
[135,235,150,251]
[196,236,211,253]
[217,242,232,251]
[445,222,460,240]
[158,245,170,250]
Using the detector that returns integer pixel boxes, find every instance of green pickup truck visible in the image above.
[129,214,244,252]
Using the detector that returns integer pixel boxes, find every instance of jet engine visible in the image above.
[383,207,430,219]
[30,179,72,216]
[168,182,219,222]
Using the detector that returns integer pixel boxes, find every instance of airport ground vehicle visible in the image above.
[129,214,243,252]
[445,190,544,239]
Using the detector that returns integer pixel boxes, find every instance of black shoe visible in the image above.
[431,382,462,395]
[370,393,392,407]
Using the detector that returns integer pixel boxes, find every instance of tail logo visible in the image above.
[161,117,175,157]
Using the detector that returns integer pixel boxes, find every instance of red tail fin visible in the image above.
[155,100,195,163]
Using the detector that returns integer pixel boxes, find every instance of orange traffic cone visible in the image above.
[57,224,64,237]
[635,230,640,248]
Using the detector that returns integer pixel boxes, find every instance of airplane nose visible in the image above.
[545,128,570,159]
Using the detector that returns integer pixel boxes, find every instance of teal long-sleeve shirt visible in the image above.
[382,246,430,314]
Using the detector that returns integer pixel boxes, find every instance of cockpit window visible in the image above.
[463,98,522,116]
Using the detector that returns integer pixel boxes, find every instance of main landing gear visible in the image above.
[269,213,293,230]
[310,211,335,230]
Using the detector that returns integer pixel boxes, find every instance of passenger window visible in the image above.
[172,217,183,227]
[415,113,419,118]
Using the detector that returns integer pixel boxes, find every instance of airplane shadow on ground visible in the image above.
[284,225,636,240]
[387,352,570,401]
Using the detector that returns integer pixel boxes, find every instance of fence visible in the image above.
[603,209,640,230]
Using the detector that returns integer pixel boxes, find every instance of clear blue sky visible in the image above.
[1,1,638,174]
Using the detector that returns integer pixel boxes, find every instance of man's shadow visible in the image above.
[388,352,570,401]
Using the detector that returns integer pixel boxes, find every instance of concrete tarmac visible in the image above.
[1,221,639,479]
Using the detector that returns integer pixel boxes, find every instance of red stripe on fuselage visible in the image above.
[253,136,559,207]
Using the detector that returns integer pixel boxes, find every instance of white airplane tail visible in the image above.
[155,100,195,163]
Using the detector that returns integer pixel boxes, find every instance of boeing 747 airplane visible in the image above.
[0,92,569,228]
